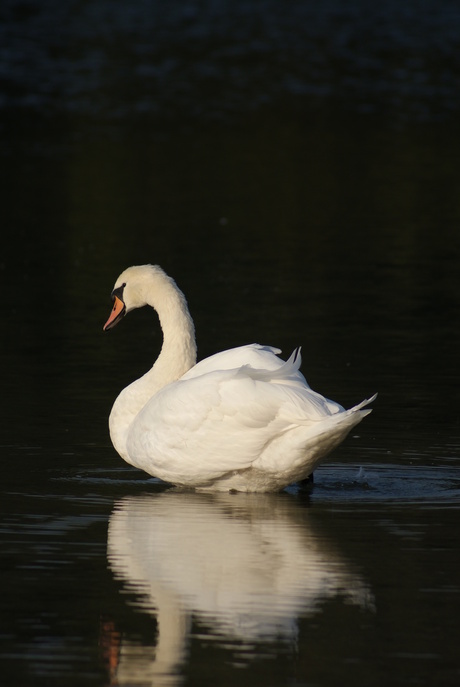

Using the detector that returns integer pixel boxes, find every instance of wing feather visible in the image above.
[126,361,342,486]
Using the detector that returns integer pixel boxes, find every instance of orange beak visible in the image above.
[103,295,126,331]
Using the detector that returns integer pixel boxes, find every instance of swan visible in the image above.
[103,264,376,492]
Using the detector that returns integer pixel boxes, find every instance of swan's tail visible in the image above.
[322,392,377,436]
[347,392,378,418]
[256,393,377,480]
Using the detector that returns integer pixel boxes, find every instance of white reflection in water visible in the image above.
[107,491,373,685]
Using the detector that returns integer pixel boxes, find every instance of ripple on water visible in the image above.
[55,462,460,509]
[310,463,460,508]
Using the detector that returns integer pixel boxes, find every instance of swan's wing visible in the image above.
[186,345,342,413]
[126,363,342,486]
[181,344,307,383]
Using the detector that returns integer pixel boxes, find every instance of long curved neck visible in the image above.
[151,276,197,389]
[109,270,197,462]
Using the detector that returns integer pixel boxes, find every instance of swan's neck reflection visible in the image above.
[107,491,373,685]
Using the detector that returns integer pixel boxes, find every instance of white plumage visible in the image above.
[103,264,375,492]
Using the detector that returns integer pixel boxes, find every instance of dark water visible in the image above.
[2,1,460,685]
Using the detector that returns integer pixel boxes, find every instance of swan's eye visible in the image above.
[112,283,126,302]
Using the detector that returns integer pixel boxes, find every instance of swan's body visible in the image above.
[103,264,375,492]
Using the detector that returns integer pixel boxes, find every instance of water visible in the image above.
[2,1,460,685]
[3,467,460,686]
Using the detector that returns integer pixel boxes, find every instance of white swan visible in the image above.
[103,264,375,492]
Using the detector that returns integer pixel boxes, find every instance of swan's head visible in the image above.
[103,264,164,331]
